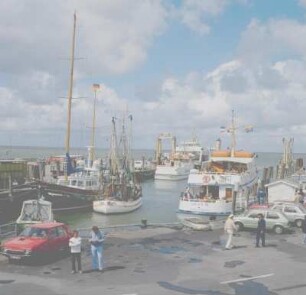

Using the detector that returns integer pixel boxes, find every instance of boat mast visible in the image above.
[230,109,236,157]
[88,84,100,168]
[64,12,77,180]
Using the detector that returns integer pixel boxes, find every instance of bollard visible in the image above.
[141,219,147,229]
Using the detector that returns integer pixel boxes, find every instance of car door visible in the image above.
[244,212,259,229]
[47,227,60,254]
[266,211,281,230]
[283,206,298,222]
[56,226,69,252]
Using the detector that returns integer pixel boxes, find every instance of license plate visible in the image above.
[9,255,21,260]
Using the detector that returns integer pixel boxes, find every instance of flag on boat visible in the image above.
[93,83,100,90]
[244,125,254,133]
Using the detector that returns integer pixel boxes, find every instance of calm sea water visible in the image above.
[2,146,306,229]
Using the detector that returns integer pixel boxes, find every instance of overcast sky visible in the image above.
[1,0,306,153]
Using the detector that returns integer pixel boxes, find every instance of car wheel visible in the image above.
[235,222,244,231]
[274,225,284,234]
[295,219,303,228]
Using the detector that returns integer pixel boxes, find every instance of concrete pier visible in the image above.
[0,225,305,295]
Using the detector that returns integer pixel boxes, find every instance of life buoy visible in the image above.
[202,175,211,183]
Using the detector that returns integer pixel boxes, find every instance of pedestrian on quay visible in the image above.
[89,225,105,272]
[69,230,82,274]
[301,215,306,245]
[224,214,237,250]
[256,213,266,247]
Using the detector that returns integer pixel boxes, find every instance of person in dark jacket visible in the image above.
[256,214,266,247]
[302,216,306,245]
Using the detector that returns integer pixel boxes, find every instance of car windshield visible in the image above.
[19,227,48,238]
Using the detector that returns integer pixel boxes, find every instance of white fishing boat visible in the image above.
[155,160,192,180]
[178,111,258,215]
[154,133,193,180]
[93,197,142,214]
[93,116,142,214]
[16,199,53,224]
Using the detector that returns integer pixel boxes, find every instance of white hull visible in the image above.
[179,217,211,230]
[154,163,191,181]
[178,199,233,215]
[93,198,142,214]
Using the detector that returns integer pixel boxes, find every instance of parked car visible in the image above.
[0,222,71,263]
[234,209,291,234]
[270,202,306,228]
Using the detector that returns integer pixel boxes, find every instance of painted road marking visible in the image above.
[220,273,274,284]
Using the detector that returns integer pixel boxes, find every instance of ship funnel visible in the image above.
[215,138,221,151]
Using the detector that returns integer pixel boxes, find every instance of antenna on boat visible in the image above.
[64,12,77,181]
[220,110,254,157]
[87,83,100,168]
[230,109,236,157]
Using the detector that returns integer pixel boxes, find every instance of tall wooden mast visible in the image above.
[64,13,77,180]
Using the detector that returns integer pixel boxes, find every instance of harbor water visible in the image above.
[2,146,306,229]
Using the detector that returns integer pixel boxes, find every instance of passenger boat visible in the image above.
[93,116,142,214]
[178,111,258,215]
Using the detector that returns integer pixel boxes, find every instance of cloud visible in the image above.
[237,18,306,65]
[177,0,247,35]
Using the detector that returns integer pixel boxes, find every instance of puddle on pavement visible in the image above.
[224,260,245,268]
[0,280,15,284]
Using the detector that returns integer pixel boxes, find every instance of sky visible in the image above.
[1,0,306,153]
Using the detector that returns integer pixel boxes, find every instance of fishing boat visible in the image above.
[154,133,193,180]
[132,158,155,182]
[178,111,258,215]
[93,116,142,214]
[38,15,104,213]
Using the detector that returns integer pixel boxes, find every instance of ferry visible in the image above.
[178,111,258,215]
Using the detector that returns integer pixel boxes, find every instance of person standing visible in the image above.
[256,214,266,247]
[302,215,306,245]
[89,226,105,272]
[224,214,237,250]
[69,230,82,274]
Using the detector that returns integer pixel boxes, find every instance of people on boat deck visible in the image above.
[224,214,237,250]
[89,226,105,272]
[69,230,82,274]
[183,187,192,199]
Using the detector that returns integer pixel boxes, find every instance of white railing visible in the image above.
[0,222,18,239]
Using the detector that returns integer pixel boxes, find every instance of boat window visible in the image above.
[225,188,232,200]
[71,180,77,186]
[78,180,84,187]
[273,205,282,210]
[267,212,280,219]
[86,181,91,187]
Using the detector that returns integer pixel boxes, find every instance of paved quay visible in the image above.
[1,225,306,295]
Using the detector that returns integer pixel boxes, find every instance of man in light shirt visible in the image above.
[69,230,82,274]
[224,214,237,250]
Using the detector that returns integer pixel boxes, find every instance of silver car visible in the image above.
[270,202,306,228]
[234,209,291,234]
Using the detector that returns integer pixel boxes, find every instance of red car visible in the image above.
[1,222,71,262]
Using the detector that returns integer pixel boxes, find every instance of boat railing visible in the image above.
[0,222,18,240]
